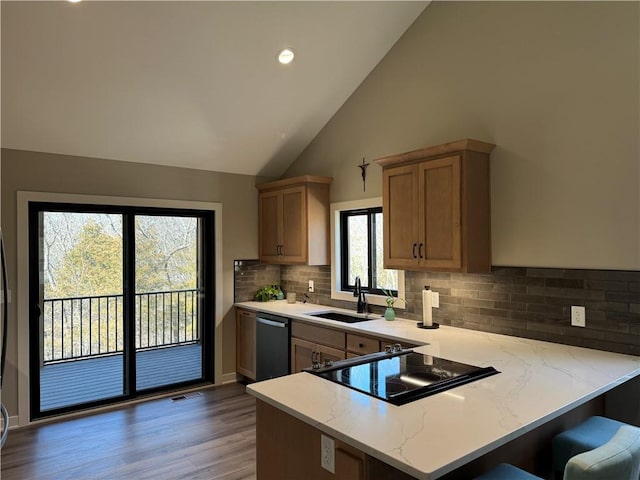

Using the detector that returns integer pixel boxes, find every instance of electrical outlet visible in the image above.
[308,280,314,293]
[320,434,335,473]
[431,291,439,308]
[571,306,586,327]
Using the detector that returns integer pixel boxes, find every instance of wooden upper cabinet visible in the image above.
[377,139,494,273]
[383,163,420,269]
[280,187,305,261]
[257,175,332,265]
[419,155,462,269]
[258,190,281,260]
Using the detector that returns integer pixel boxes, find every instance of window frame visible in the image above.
[330,198,405,308]
[339,206,390,296]
[16,191,224,428]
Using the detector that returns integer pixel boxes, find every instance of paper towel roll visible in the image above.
[422,287,432,327]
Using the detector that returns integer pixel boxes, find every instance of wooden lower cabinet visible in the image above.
[256,396,605,480]
[236,308,256,380]
[291,337,346,373]
[346,332,417,357]
[290,319,419,372]
[256,400,414,480]
[291,320,347,373]
[346,333,381,356]
[382,340,418,351]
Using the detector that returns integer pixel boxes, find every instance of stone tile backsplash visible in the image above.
[234,261,640,356]
[404,268,639,356]
[233,260,281,302]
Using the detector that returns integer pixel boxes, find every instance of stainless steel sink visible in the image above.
[308,311,375,323]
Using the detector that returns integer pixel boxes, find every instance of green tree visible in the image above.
[135,219,197,293]
[50,220,123,298]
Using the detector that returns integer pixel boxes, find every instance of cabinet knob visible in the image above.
[359,343,365,348]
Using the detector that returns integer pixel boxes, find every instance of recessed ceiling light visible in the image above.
[277,48,295,65]
[67,0,83,3]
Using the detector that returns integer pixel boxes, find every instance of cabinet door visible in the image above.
[280,186,307,263]
[291,337,316,373]
[236,309,256,379]
[335,445,365,480]
[259,190,282,262]
[318,344,346,365]
[382,164,420,269]
[418,156,461,269]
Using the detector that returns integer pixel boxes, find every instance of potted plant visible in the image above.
[255,284,283,302]
[382,289,405,321]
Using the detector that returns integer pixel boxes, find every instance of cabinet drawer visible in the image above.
[346,334,380,355]
[291,321,345,350]
[237,308,256,320]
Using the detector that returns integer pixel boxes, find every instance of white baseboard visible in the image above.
[8,415,19,430]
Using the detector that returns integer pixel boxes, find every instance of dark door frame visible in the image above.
[28,202,215,419]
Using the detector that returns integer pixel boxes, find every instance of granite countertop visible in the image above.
[237,301,640,479]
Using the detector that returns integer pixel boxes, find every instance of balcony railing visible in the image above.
[42,289,200,364]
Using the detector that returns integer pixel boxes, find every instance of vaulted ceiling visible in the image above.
[1,1,427,177]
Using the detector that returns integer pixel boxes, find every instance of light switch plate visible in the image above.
[308,280,315,293]
[432,291,439,308]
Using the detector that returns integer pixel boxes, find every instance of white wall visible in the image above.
[285,1,640,270]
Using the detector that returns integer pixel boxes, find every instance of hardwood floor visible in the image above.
[1,383,256,480]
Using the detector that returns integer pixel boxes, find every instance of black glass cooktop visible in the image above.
[305,350,499,406]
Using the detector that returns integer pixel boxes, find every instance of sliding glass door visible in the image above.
[134,215,203,391]
[29,204,214,418]
[36,211,126,412]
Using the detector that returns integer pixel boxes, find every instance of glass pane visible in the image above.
[373,212,398,291]
[135,215,202,390]
[347,214,368,287]
[39,212,125,411]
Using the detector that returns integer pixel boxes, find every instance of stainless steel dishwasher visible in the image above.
[255,312,290,381]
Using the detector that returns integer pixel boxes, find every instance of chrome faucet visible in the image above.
[354,276,367,314]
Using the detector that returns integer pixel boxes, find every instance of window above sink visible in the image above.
[330,198,405,308]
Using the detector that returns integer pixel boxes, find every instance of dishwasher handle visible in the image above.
[256,317,288,328]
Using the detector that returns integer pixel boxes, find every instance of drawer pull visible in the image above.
[359,343,365,348]
[311,351,321,369]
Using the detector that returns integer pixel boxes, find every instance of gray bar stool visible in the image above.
[552,416,627,478]
[474,423,640,480]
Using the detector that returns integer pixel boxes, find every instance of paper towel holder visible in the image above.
[419,285,439,329]
[417,321,439,329]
